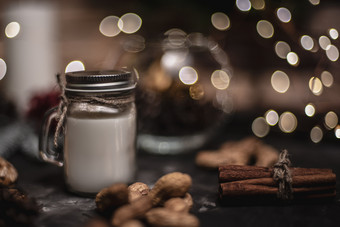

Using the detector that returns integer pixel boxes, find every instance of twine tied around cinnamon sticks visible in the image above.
[53,74,134,147]
[272,149,293,200]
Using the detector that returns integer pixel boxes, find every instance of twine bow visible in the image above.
[273,149,293,200]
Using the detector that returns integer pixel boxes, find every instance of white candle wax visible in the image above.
[64,109,136,194]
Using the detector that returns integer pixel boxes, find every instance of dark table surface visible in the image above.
[9,129,340,227]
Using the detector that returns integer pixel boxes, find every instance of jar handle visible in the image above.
[39,106,64,167]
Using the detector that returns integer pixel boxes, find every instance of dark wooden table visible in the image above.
[9,129,340,227]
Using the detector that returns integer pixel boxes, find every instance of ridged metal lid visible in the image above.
[65,70,136,92]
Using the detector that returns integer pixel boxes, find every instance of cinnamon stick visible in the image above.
[219,165,333,182]
[220,183,335,196]
[221,173,336,187]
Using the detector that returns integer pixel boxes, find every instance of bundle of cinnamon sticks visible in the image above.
[218,165,336,204]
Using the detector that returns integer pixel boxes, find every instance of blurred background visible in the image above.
[0,0,339,157]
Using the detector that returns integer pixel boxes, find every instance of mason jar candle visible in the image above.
[40,70,137,195]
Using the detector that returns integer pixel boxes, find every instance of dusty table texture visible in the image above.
[9,134,340,227]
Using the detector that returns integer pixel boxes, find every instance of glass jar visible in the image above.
[125,31,233,154]
[40,70,137,195]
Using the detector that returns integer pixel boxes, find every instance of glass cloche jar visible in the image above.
[121,29,234,154]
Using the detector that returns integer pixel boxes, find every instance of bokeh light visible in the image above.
[286,52,299,66]
[275,41,291,59]
[335,126,340,139]
[252,117,270,137]
[325,111,338,129]
[251,0,265,10]
[211,12,230,31]
[99,16,121,37]
[310,126,323,143]
[276,7,291,23]
[179,66,198,85]
[236,0,251,12]
[5,21,20,38]
[326,45,339,61]
[123,35,145,53]
[165,28,187,47]
[300,35,314,51]
[321,71,333,87]
[279,112,297,133]
[65,60,85,73]
[309,77,323,96]
[211,70,231,90]
[118,13,142,34]
[0,58,7,80]
[161,51,188,72]
[319,36,331,50]
[271,70,290,93]
[216,91,234,114]
[265,109,279,126]
[256,20,274,39]
[189,84,205,100]
[309,0,320,5]
[305,103,315,117]
[329,28,339,40]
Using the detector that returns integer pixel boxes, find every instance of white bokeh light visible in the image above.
[99,16,121,37]
[309,77,323,96]
[325,111,338,129]
[265,109,279,126]
[310,126,323,143]
[319,36,331,50]
[236,0,251,12]
[118,13,142,34]
[276,7,291,23]
[309,0,320,5]
[5,21,20,38]
[251,0,265,10]
[256,20,274,39]
[335,126,340,139]
[211,70,231,90]
[279,112,297,133]
[321,71,334,87]
[271,70,290,93]
[287,52,299,66]
[252,117,270,137]
[179,66,198,85]
[329,28,339,40]
[0,58,7,80]
[275,41,291,59]
[326,45,339,62]
[300,35,314,51]
[305,103,315,117]
[65,60,85,73]
[211,12,230,31]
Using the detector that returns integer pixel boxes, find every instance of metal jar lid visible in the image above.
[65,70,136,92]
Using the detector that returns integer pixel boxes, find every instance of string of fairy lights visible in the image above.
[231,0,339,142]
[0,0,338,143]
